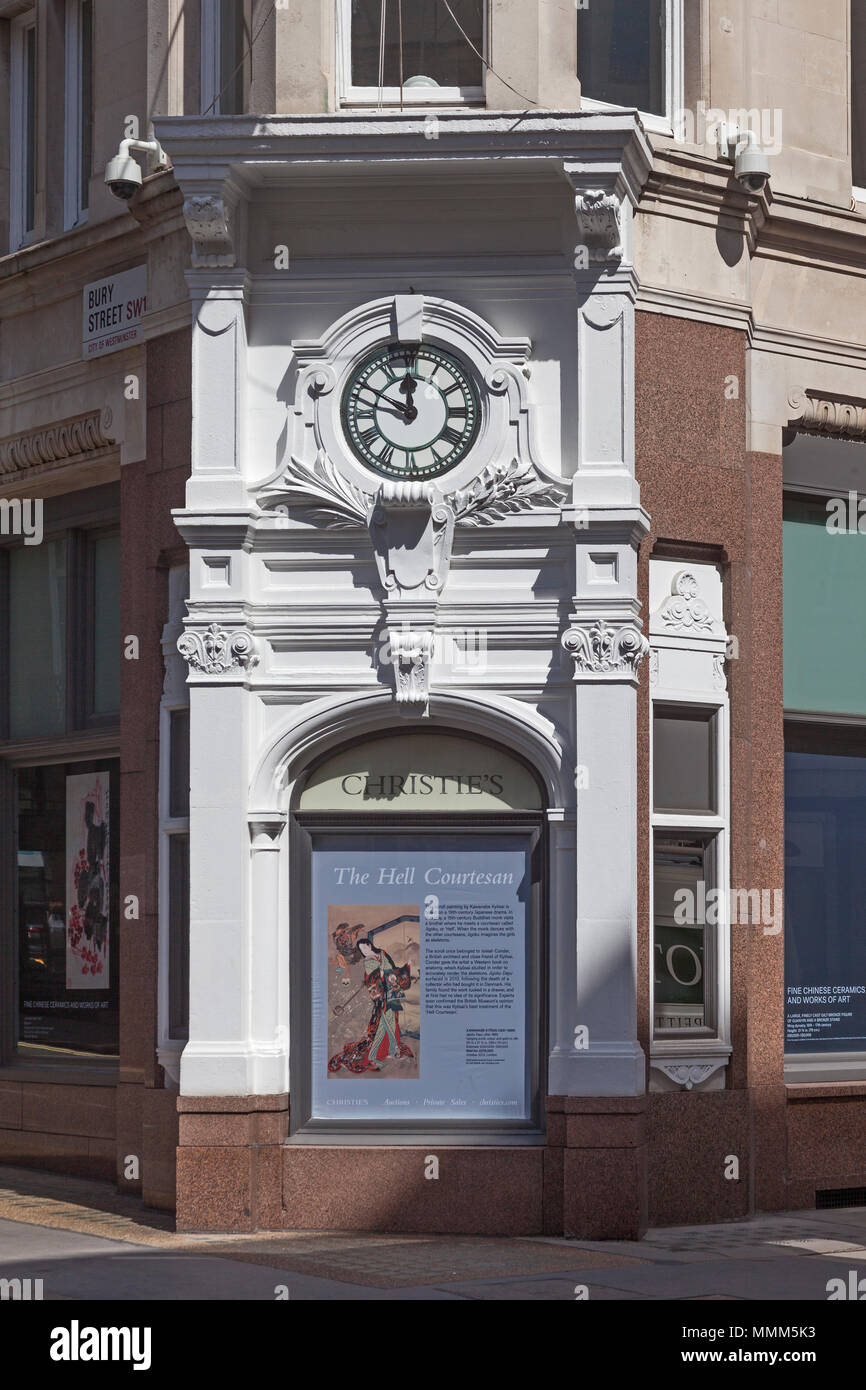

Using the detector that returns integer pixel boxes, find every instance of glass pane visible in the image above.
[92,533,121,716]
[351,0,484,89]
[25,24,36,231]
[168,835,190,1038]
[855,0,866,188]
[578,0,665,117]
[80,0,93,210]
[9,539,67,740]
[219,0,245,113]
[17,761,119,1057]
[785,734,866,1053]
[784,494,866,716]
[653,706,716,814]
[654,835,708,1032]
[169,708,190,818]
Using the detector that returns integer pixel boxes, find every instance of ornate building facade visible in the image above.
[1,1,865,1237]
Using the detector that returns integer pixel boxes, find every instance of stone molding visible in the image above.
[787,390,866,439]
[0,407,116,479]
[651,1059,728,1091]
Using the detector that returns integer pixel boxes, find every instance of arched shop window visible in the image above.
[289,730,545,1141]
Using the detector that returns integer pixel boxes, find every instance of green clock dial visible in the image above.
[341,342,480,479]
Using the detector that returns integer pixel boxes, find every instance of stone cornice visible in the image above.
[787,389,866,439]
[154,110,654,202]
[0,407,117,479]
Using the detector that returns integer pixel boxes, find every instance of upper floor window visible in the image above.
[201,0,248,115]
[64,0,93,228]
[10,10,37,249]
[339,0,485,106]
[578,0,682,131]
[853,0,866,191]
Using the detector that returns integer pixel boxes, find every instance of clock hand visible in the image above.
[356,384,414,419]
[399,373,419,423]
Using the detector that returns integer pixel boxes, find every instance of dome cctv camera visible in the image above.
[104,136,168,202]
[716,123,771,195]
[734,132,771,193]
[104,151,143,202]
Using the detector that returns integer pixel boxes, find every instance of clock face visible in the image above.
[341,342,480,480]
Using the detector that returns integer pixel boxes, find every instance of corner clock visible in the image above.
[341,342,480,480]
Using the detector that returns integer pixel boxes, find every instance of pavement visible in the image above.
[1,1164,866,1300]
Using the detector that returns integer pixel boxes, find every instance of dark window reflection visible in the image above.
[351,0,483,88]
[785,734,866,1054]
[578,0,665,116]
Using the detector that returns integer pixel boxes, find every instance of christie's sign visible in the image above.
[82,266,147,358]
[340,772,505,799]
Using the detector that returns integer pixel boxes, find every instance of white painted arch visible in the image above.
[249,687,570,819]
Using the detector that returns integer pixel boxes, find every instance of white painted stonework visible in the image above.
[156,112,654,1109]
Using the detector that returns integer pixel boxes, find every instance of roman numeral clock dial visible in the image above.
[341,343,480,480]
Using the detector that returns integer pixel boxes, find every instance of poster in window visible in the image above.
[66,771,110,989]
[311,834,533,1123]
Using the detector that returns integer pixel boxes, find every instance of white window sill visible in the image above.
[579,95,672,138]
[339,87,484,111]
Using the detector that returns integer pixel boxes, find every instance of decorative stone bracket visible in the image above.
[573,188,623,264]
[182,193,235,267]
[651,1058,728,1091]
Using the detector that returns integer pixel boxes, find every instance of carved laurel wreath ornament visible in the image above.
[257,450,567,529]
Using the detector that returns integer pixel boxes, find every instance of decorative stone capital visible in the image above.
[182,194,235,267]
[248,814,287,850]
[562,617,649,681]
[177,622,258,675]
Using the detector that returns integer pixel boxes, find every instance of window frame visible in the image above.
[9,8,38,251]
[200,0,249,115]
[63,0,93,230]
[0,486,121,750]
[157,567,190,1085]
[852,0,866,205]
[651,699,729,1043]
[0,486,121,1078]
[336,0,486,109]
[289,812,545,1144]
[648,559,732,1088]
[578,0,684,138]
[783,463,866,1080]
